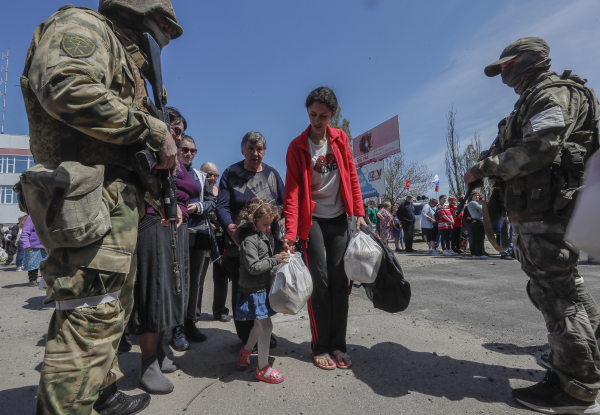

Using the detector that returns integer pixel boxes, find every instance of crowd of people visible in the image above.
[16,1,599,412]
[363,192,515,260]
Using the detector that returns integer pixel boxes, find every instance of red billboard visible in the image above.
[353,115,401,167]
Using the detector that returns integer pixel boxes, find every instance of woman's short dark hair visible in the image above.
[305,87,338,113]
[241,131,267,151]
[166,106,187,131]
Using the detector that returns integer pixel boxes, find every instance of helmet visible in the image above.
[99,0,183,39]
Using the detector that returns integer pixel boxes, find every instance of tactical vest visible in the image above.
[499,71,600,218]
[20,6,151,169]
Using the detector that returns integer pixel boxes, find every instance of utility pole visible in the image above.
[0,49,8,134]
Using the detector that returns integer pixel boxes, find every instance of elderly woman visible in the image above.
[283,87,366,370]
[377,202,394,244]
[216,132,285,347]
[195,162,231,322]
[129,107,200,394]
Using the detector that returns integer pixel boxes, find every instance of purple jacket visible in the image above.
[21,216,43,249]
[147,160,201,220]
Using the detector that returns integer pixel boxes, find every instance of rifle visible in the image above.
[137,32,181,295]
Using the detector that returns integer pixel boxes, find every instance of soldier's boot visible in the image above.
[513,370,600,414]
[139,356,174,395]
[94,382,151,415]
[157,345,177,373]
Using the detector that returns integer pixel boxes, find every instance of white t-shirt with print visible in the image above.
[308,137,345,218]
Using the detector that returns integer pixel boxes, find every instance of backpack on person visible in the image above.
[359,225,411,313]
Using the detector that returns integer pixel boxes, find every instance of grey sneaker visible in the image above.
[513,371,600,414]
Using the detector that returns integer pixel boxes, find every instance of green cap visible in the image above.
[484,37,549,77]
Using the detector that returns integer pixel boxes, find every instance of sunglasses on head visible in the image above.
[181,147,197,155]
[172,127,184,136]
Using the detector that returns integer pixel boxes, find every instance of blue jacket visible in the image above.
[397,200,415,224]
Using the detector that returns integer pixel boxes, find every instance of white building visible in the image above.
[0,134,33,227]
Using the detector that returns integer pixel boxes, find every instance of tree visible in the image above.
[462,132,491,199]
[329,106,353,147]
[444,104,491,199]
[444,103,466,198]
[384,151,432,208]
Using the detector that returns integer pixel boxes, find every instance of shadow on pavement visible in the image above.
[2,283,29,289]
[350,341,538,408]
[0,384,38,414]
[482,342,549,356]
[23,294,53,311]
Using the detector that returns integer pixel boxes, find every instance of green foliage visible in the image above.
[329,106,353,146]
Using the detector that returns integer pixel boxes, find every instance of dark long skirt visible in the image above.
[130,214,189,334]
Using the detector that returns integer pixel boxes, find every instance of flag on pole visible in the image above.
[432,174,440,193]
[405,180,410,190]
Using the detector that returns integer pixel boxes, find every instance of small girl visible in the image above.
[234,197,289,383]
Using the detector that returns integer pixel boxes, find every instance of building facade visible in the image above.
[0,135,33,227]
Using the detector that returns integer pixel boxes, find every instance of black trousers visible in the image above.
[190,253,230,320]
[28,269,38,282]
[187,250,207,323]
[223,255,254,343]
[301,213,350,356]
[471,219,485,256]
[440,228,452,250]
[451,226,462,252]
[401,222,415,251]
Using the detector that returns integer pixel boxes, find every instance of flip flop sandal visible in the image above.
[332,351,352,369]
[238,346,251,370]
[313,353,336,370]
[255,365,285,384]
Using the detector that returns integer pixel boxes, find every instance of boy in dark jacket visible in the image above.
[396,196,416,252]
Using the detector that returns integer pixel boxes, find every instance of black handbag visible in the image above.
[188,222,212,251]
[359,225,411,313]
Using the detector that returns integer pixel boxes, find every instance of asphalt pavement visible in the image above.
[1,240,599,415]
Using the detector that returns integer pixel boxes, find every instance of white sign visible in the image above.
[357,160,385,199]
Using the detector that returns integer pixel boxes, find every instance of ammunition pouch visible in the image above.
[13,162,111,249]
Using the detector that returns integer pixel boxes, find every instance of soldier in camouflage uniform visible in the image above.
[466,37,600,414]
[22,1,183,414]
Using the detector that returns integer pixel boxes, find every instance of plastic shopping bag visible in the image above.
[0,248,7,263]
[269,252,313,315]
[344,230,383,284]
[38,276,48,291]
[566,151,600,258]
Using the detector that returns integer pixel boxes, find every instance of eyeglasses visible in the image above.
[206,173,219,178]
[181,147,197,155]
[172,127,184,137]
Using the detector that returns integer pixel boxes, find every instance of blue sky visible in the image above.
[1,0,599,196]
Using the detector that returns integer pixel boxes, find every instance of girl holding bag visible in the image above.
[283,87,366,370]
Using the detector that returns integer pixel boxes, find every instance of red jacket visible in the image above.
[284,125,365,241]
[449,205,463,228]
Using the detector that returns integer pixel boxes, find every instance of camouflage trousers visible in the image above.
[513,219,600,402]
[35,180,143,415]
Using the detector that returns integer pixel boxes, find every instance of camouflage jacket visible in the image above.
[21,5,167,169]
[471,71,599,219]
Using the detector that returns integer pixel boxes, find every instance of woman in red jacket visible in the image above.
[283,87,366,370]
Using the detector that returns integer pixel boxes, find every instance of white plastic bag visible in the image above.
[0,248,7,263]
[38,276,48,291]
[566,151,600,258]
[344,230,383,283]
[269,252,313,315]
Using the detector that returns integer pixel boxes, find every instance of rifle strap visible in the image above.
[481,199,510,252]
[110,25,149,73]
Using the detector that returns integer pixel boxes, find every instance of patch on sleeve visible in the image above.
[61,33,96,58]
[529,106,566,132]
